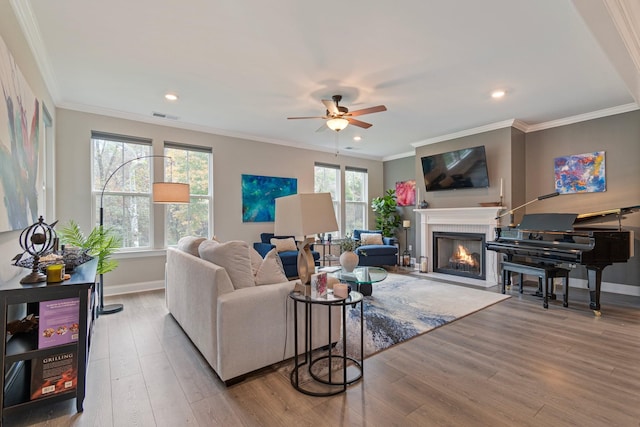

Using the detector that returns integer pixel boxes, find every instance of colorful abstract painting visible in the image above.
[396,180,416,206]
[554,151,606,194]
[0,35,42,232]
[241,174,297,222]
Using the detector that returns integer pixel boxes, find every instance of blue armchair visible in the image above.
[253,233,320,279]
[353,229,398,267]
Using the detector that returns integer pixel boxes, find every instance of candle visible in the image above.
[46,264,65,282]
[403,220,411,228]
[500,178,503,198]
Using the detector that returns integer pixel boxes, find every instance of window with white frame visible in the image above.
[91,132,153,249]
[345,166,368,233]
[314,162,340,236]
[164,143,213,245]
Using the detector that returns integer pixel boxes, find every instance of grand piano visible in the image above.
[486,207,636,314]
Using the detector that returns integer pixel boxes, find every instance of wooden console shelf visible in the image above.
[0,258,97,422]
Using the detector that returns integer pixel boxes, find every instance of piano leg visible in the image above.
[586,265,605,316]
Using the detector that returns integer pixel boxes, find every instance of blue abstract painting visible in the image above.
[241,174,297,222]
[554,151,606,194]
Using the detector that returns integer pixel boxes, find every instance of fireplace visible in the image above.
[433,232,486,280]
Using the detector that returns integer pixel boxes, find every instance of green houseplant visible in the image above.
[371,189,402,237]
[58,220,121,275]
[339,233,360,272]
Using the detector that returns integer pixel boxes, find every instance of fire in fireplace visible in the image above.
[433,232,486,280]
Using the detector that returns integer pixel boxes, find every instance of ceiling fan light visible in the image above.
[326,117,349,131]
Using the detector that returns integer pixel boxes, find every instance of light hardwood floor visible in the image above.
[5,280,639,427]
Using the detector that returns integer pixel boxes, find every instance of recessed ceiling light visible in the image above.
[491,90,505,99]
[353,136,362,141]
[165,93,179,101]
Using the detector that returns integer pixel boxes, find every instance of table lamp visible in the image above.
[274,193,338,286]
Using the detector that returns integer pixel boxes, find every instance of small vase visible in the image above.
[340,251,359,273]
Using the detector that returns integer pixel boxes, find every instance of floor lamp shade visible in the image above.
[153,182,190,203]
[274,193,338,285]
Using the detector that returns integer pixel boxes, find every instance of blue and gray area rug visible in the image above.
[339,273,510,359]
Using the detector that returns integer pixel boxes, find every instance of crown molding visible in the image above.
[410,119,521,148]
[604,0,640,76]
[10,0,60,102]
[525,103,639,132]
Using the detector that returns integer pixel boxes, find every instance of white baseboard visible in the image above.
[567,278,640,297]
[103,280,164,296]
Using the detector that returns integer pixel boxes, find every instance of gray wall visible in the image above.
[55,109,384,290]
[524,110,640,286]
[383,157,415,258]
[385,112,640,290]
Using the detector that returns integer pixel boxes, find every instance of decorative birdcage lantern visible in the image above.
[18,216,57,284]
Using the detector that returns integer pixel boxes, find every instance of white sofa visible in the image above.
[165,244,341,384]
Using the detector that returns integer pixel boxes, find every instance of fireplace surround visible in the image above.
[415,207,503,286]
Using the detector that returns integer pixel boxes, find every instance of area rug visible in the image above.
[337,273,510,359]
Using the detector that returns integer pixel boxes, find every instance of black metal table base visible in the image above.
[290,291,364,396]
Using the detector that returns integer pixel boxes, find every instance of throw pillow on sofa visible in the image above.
[270,237,297,252]
[360,233,384,245]
[255,249,288,285]
[177,236,207,257]
[249,247,264,276]
[199,240,255,289]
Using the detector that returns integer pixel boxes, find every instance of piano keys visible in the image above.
[486,211,634,315]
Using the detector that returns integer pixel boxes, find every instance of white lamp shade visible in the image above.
[403,220,411,228]
[274,193,338,238]
[153,182,190,203]
[326,117,349,132]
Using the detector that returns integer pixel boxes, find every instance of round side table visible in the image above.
[289,290,364,396]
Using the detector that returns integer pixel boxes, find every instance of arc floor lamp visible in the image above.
[99,155,190,315]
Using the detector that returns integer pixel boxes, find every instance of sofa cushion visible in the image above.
[270,237,297,253]
[199,240,255,289]
[353,229,383,240]
[360,232,383,245]
[249,247,263,276]
[260,233,295,244]
[255,249,288,285]
[177,236,207,257]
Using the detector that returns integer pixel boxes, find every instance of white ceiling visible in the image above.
[13,0,640,160]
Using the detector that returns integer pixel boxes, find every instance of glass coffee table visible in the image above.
[332,266,388,296]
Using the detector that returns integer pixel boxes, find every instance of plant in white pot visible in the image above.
[339,234,361,273]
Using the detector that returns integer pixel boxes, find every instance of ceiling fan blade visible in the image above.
[322,99,339,115]
[348,105,387,117]
[287,116,326,120]
[348,118,373,129]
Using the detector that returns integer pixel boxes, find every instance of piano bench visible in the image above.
[501,261,570,309]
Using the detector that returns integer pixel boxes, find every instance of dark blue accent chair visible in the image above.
[353,229,398,267]
[253,233,320,279]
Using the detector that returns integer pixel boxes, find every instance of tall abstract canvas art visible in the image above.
[554,151,606,194]
[241,174,297,222]
[0,35,42,232]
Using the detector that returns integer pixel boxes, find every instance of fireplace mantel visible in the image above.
[414,207,504,286]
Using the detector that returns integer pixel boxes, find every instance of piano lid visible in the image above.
[517,213,578,231]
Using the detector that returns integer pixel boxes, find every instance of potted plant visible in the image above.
[371,189,402,237]
[57,220,121,275]
[339,233,360,272]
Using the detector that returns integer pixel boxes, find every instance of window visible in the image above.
[91,132,153,249]
[314,163,340,236]
[345,167,368,233]
[164,143,213,245]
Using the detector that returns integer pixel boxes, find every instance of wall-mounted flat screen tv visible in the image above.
[421,145,490,192]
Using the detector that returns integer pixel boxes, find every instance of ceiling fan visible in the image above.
[288,95,387,132]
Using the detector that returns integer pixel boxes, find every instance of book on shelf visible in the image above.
[38,297,80,349]
[30,350,77,400]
